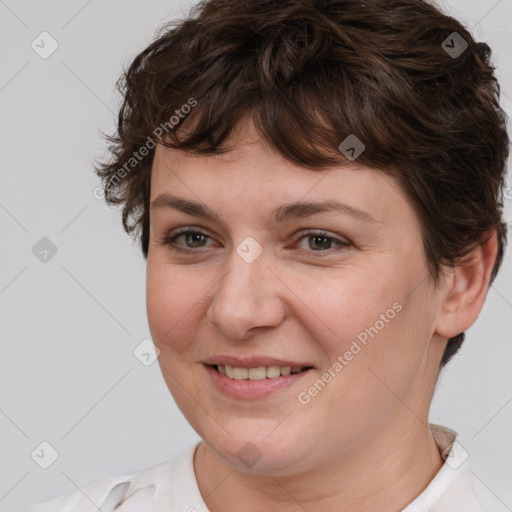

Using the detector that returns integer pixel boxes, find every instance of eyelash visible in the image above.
[161,228,351,257]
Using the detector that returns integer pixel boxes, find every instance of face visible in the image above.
[146,119,446,475]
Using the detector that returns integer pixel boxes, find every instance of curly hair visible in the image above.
[94,0,510,367]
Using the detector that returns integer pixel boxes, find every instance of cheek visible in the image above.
[329,278,434,406]
[146,262,205,355]
[298,261,425,398]
[294,265,400,352]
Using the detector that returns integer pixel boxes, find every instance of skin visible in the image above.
[146,117,498,512]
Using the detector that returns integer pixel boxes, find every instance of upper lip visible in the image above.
[202,355,314,368]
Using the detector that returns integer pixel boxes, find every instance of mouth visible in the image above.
[210,364,313,380]
[204,362,314,399]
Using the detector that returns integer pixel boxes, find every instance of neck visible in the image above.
[194,415,444,512]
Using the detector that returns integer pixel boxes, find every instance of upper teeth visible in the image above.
[217,365,306,380]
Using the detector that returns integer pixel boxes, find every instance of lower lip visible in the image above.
[204,364,312,399]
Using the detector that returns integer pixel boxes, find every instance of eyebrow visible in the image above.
[150,193,380,225]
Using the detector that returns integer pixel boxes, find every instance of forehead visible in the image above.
[149,119,414,231]
[152,152,417,243]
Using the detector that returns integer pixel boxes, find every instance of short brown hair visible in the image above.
[95,0,510,367]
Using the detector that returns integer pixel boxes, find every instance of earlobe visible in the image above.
[434,230,498,339]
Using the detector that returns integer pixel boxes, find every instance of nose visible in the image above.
[206,246,286,340]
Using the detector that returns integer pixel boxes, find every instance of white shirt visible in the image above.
[13,424,487,512]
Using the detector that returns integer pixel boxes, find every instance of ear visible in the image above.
[435,229,499,338]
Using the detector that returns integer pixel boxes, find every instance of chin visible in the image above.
[201,426,313,474]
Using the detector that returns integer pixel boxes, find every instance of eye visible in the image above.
[293,230,351,256]
[162,227,351,256]
[162,228,215,253]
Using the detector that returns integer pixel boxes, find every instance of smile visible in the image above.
[214,364,310,380]
[205,363,313,399]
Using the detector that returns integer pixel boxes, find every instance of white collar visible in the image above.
[401,424,485,511]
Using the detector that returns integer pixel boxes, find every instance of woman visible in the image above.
[16,0,509,510]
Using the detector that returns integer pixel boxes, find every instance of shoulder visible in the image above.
[11,444,199,512]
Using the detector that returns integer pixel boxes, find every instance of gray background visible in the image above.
[0,0,510,510]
